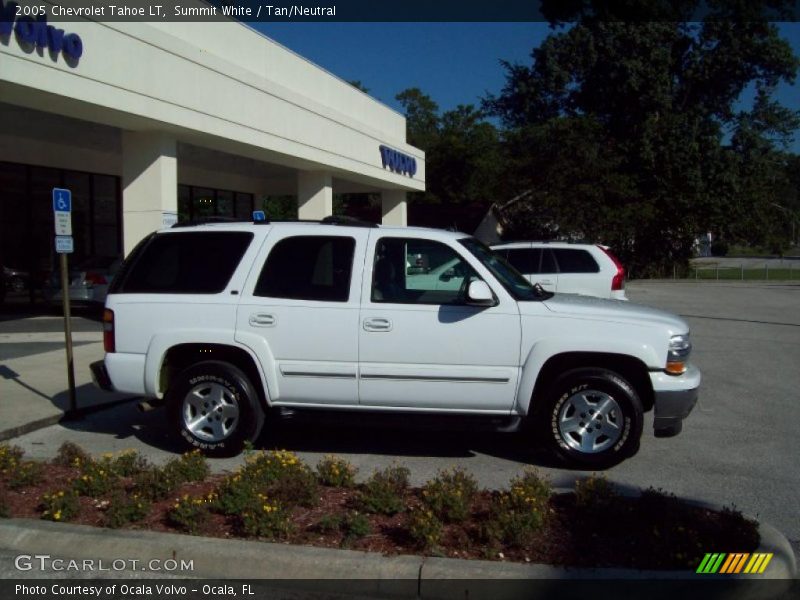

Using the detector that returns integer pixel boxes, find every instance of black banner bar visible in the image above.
[3,0,799,23]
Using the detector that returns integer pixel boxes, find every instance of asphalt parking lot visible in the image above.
[4,280,800,561]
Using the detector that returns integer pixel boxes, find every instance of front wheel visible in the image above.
[538,368,643,469]
[166,361,264,457]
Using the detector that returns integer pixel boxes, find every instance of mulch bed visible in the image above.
[0,460,760,571]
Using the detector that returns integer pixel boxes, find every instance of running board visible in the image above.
[272,408,523,433]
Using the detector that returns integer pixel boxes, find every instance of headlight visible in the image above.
[666,333,691,375]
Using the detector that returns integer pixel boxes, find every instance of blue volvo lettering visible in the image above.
[0,2,83,60]
[379,145,417,177]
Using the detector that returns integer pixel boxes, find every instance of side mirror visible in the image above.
[466,280,495,307]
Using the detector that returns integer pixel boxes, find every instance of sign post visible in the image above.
[53,188,76,414]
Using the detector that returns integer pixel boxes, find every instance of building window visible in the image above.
[178,184,254,222]
[0,162,122,300]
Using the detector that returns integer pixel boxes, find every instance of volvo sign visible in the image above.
[379,145,417,177]
[0,2,84,61]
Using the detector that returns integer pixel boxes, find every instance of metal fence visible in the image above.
[685,263,797,281]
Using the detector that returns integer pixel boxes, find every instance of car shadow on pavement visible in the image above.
[56,399,185,454]
[54,400,577,469]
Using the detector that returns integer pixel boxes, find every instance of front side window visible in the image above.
[460,238,548,301]
[371,238,478,305]
[116,231,253,294]
[255,236,355,302]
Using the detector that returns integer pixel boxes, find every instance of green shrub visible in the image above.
[421,467,477,523]
[341,511,371,546]
[639,487,676,512]
[40,489,80,522]
[574,474,619,514]
[221,450,318,509]
[316,455,357,487]
[238,494,292,539]
[239,449,306,486]
[168,493,214,535]
[408,507,443,550]
[317,514,343,533]
[214,472,259,516]
[52,441,90,468]
[165,450,209,483]
[7,461,44,490]
[316,511,371,546]
[105,450,150,477]
[270,463,319,508]
[0,494,8,518]
[359,465,410,515]
[72,459,120,497]
[482,469,551,547]
[105,491,151,528]
[0,444,24,473]
[132,466,179,502]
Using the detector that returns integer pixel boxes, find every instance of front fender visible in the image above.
[516,337,660,415]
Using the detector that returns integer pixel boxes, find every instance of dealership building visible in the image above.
[0,9,425,281]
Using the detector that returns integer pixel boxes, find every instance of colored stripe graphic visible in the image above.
[697,552,773,575]
[744,553,773,574]
[697,553,726,573]
[720,553,749,574]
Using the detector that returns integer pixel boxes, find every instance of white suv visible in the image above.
[91,219,698,468]
[491,242,627,300]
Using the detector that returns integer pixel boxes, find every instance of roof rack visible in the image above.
[171,217,247,228]
[172,216,379,229]
[252,216,378,228]
[319,215,378,228]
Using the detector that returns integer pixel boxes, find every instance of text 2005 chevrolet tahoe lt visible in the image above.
[91,219,699,468]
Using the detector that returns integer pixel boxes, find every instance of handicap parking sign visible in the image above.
[53,188,72,213]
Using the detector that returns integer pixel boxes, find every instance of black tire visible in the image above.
[537,368,643,469]
[166,360,264,457]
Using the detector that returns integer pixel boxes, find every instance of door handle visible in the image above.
[249,313,276,327]
[538,279,553,285]
[363,317,392,332]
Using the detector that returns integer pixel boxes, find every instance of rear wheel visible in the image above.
[167,360,264,457]
[538,367,643,469]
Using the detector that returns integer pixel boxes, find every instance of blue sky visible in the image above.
[256,22,800,152]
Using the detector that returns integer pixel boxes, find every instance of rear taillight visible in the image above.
[598,246,625,291]
[85,272,108,286]
[103,309,115,353]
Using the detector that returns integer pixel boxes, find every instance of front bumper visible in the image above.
[90,360,115,392]
[649,364,701,436]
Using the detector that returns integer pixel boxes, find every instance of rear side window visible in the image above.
[552,249,599,273]
[115,231,253,294]
[505,249,535,274]
[255,236,355,302]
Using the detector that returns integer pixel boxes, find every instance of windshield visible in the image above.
[459,238,550,301]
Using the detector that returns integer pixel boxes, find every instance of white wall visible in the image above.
[0,15,425,192]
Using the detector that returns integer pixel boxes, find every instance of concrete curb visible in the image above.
[0,505,794,598]
[0,415,63,443]
[0,396,139,443]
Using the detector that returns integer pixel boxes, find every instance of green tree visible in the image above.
[396,87,441,151]
[348,80,369,93]
[396,89,503,205]
[485,3,799,275]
